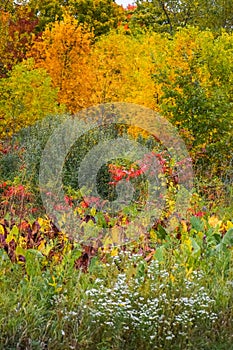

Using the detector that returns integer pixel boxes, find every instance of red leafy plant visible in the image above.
[0,181,37,220]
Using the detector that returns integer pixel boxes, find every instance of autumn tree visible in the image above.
[29,14,95,113]
[0,5,38,77]
[0,59,63,139]
[0,11,11,77]
[151,27,233,176]
[90,29,157,108]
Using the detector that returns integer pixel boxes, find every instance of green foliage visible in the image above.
[28,0,124,36]
[0,148,21,181]
[132,0,233,33]
[69,0,124,37]
[28,0,66,32]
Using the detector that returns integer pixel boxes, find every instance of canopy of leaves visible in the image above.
[90,29,157,108]
[69,0,125,36]
[27,0,124,36]
[130,0,233,33]
[29,14,95,113]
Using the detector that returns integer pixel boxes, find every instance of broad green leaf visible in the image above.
[222,228,233,246]
[190,216,204,232]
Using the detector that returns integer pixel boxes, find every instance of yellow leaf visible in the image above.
[181,220,188,232]
[226,221,233,230]
[5,225,19,243]
[0,225,5,235]
[186,267,193,277]
[170,273,175,283]
[197,231,204,239]
[90,207,96,216]
[38,217,50,232]
[208,216,222,228]
[110,247,119,257]
[182,238,192,253]
[38,240,45,252]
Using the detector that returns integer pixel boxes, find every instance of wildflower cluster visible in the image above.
[84,253,217,347]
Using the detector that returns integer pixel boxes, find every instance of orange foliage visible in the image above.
[28,14,95,113]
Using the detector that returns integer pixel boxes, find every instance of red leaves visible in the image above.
[80,196,105,209]
[0,8,38,77]
[0,182,33,219]
[3,184,28,197]
[126,4,137,11]
[0,141,20,155]
[64,195,73,207]
[80,201,89,208]
[108,163,146,185]
[108,152,170,186]
[194,211,205,218]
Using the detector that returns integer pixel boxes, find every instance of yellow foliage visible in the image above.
[37,217,52,233]
[226,221,233,230]
[151,28,215,108]
[127,125,151,140]
[181,237,193,253]
[90,30,158,109]
[208,215,222,228]
[110,247,119,257]
[0,59,62,138]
